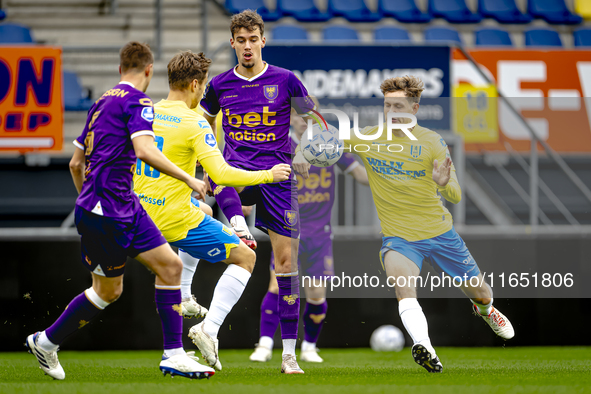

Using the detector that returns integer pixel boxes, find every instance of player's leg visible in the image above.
[27,273,121,380]
[250,262,279,362]
[209,176,257,249]
[301,283,327,363]
[382,243,443,373]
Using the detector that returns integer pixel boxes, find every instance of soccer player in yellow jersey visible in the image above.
[133,51,291,371]
[294,76,514,373]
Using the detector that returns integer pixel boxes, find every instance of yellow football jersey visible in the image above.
[134,100,273,242]
[344,124,461,241]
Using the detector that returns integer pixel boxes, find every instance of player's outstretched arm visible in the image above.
[69,147,86,194]
[133,135,207,199]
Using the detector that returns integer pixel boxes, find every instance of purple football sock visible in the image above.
[45,291,102,345]
[303,300,328,344]
[277,276,300,340]
[155,288,183,350]
[209,177,243,222]
[260,291,280,338]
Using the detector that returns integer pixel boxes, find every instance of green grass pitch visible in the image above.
[1,347,590,394]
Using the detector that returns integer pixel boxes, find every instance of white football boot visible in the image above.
[188,322,222,371]
[181,295,208,319]
[474,305,515,339]
[412,344,443,373]
[249,344,273,362]
[281,354,304,374]
[300,348,323,363]
[26,332,65,380]
[159,351,215,379]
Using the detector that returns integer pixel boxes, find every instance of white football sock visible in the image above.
[203,264,251,338]
[473,298,493,316]
[163,347,185,358]
[37,331,59,352]
[282,339,297,356]
[259,335,274,350]
[179,250,199,300]
[398,298,436,357]
[301,340,316,352]
[230,215,248,231]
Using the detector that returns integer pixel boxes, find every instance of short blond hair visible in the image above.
[380,75,425,103]
[167,50,211,90]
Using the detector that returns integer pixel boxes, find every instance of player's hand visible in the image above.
[187,177,207,201]
[433,157,452,187]
[202,171,213,197]
[292,151,311,179]
[270,164,292,182]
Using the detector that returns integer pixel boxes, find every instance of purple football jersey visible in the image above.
[291,136,358,238]
[199,63,314,171]
[74,82,155,218]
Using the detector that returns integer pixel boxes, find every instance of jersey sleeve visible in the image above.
[198,79,220,117]
[432,135,461,204]
[126,94,155,139]
[192,120,274,186]
[336,152,359,174]
[288,72,315,114]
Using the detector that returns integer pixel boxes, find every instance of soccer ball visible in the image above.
[370,325,405,352]
[300,123,344,167]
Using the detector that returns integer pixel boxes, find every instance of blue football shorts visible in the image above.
[170,197,241,263]
[379,226,480,281]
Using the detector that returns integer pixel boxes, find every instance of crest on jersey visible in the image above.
[264,85,279,100]
[410,145,422,159]
[284,210,298,227]
[205,133,217,148]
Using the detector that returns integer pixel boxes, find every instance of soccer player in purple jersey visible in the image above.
[250,109,369,363]
[197,10,316,373]
[25,42,215,380]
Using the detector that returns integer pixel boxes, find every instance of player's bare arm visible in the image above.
[432,157,452,187]
[350,165,369,185]
[133,134,207,200]
[69,147,86,194]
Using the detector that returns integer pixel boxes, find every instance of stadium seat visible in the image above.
[524,28,563,47]
[0,9,6,22]
[424,27,462,44]
[478,0,532,23]
[374,26,411,42]
[322,26,360,41]
[327,0,382,22]
[277,0,331,22]
[272,25,309,41]
[428,0,483,23]
[575,0,591,19]
[0,23,34,43]
[224,0,282,21]
[63,70,94,111]
[573,28,591,46]
[528,0,582,25]
[475,28,513,46]
[378,0,432,23]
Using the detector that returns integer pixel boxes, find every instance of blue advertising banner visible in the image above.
[263,44,451,131]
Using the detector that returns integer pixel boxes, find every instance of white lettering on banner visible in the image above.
[498,61,548,140]
[294,68,444,98]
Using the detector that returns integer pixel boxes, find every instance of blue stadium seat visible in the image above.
[524,28,563,46]
[528,0,582,25]
[429,0,482,23]
[0,23,34,43]
[272,25,309,41]
[224,0,282,21]
[277,0,331,22]
[63,70,94,111]
[374,26,411,42]
[574,28,591,47]
[478,0,532,23]
[475,28,513,46]
[0,9,6,21]
[378,0,432,23]
[327,0,381,22]
[323,26,360,41]
[424,27,462,44]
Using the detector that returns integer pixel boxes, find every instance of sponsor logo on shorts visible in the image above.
[284,210,298,227]
[141,106,154,122]
[205,133,217,148]
[283,294,299,305]
[221,225,233,237]
[207,248,221,257]
[309,314,326,324]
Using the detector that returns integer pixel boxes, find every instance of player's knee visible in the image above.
[241,248,256,273]
[97,284,123,304]
[158,256,183,283]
